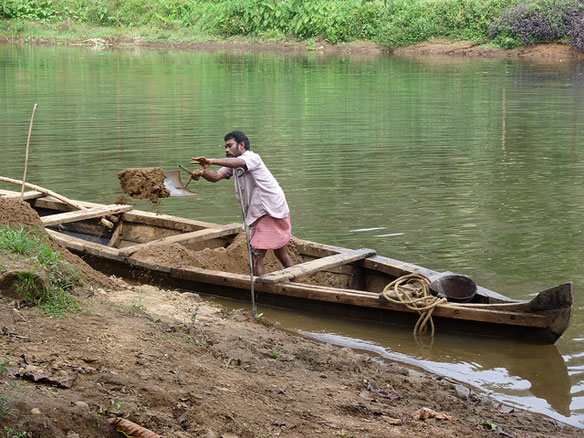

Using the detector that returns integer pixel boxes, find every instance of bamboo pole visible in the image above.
[21,104,38,199]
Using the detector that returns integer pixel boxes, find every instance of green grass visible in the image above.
[3,427,29,438]
[0,225,83,317]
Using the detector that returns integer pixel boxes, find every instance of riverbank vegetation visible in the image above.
[0,224,83,317]
[1,0,583,52]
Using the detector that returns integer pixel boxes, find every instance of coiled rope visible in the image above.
[381,273,447,339]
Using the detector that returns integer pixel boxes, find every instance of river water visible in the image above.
[1,43,583,427]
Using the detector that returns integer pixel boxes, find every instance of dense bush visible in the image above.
[375,0,519,48]
[2,0,59,21]
[489,0,584,50]
[1,0,583,51]
[213,0,388,43]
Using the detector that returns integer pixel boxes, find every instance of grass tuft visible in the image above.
[0,225,83,317]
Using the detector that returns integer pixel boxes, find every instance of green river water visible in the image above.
[1,43,583,427]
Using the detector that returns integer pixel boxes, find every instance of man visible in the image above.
[190,131,295,277]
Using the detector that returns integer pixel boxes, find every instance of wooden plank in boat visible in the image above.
[122,210,219,231]
[262,282,549,328]
[258,248,377,284]
[107,221,124,247]
[127,257,172,273]
[119,223,241,257]
[0,189,46,201]
[121,223,180,244]
[29,196,221,232]
[293,238,353,258]
[46,229,125,261]
[41,205,133,227]
[32,196,105,211]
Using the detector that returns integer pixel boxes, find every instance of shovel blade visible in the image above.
[163,170,197,196]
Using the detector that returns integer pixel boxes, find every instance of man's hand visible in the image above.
[192,168,205,181]
[190,156,213,169]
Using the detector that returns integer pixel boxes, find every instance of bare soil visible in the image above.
[118,168,170,203]
[391,39,584,60]
[1,199,582,437]
[3,35,583,60]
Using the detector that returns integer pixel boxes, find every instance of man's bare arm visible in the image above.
[190,167,223,183]
[191,156,246,169]
[190,156,246,183]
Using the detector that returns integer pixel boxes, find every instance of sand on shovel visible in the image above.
[117,167,170,203]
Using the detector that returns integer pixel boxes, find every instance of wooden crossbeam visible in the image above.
[0,189,46,201]
[118,223,241,257]
[41,205,133,227]
[46,229,125,261]
[258,248,377,284]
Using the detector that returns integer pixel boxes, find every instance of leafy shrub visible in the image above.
[215,0,291,37]
[214,0,375,43]
[351,1,387,40]
[489,0,584,51]
[289,0,360,42]
[3,0,58,20]
[563,1,584,51]
[376,0,513,48]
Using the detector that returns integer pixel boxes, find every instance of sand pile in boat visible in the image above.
[118,167,170,202]
[133,231,302,274]
[0,197,114,289]
[132,231,339,286]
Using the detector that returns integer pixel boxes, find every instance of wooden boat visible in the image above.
[0,188,574,344]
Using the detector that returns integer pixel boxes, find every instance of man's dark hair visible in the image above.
[224,131,251,150]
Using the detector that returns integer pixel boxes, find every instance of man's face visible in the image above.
[225,139,244,158]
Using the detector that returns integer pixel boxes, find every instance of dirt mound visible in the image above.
[0,196,46,231]
[118,168,170,202]
[132,231,300,275]
[189,232,305,275]
[132,232,343,287]
[0,197,114,289]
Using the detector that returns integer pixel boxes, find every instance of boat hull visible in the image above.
[0,188,574,344]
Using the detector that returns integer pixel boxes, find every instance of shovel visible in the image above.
[163,165,199,196]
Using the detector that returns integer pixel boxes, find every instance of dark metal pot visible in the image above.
[429,273,477,303]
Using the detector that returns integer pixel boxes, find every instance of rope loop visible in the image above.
[381,273,447,340]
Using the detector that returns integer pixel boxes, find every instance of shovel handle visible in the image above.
[179,164,200,181]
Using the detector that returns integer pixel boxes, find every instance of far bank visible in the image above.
[2,31,584,61]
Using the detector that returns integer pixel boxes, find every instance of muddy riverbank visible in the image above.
[2,34,584,60]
